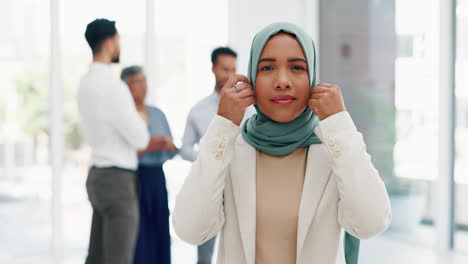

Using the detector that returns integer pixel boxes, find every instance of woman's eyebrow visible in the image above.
[288,58,307,63]
[258,58,275,63]
[258,58,307,63]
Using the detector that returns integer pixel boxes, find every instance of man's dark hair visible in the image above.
[211,47,237,65]
[85,18,117,55]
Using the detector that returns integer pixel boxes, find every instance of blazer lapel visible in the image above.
[296,144,333,259]
[230,136,257,264]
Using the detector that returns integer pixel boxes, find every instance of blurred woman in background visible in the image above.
[121,66,177,264]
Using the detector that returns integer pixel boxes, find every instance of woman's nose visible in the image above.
[274,69,292,90]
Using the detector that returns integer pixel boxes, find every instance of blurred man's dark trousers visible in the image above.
[85,167,139,264]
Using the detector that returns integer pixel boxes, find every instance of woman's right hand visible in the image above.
[217,74,255,126]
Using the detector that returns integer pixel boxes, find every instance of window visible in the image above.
[0,0,51,262]
[455,0,468,253]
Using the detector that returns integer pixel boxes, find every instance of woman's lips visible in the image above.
[271,95,295,105]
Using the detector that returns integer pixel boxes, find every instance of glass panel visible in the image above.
[318,1,437,261]
[455,0,468,254]
[391,0,437,246]
[0,0,51,262]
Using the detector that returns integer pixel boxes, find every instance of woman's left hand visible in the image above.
[165,137,178,153]
[308,83,346,120]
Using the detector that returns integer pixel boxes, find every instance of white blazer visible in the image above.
[173,111,392,264]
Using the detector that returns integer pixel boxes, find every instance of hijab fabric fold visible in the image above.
[240,22,360,264]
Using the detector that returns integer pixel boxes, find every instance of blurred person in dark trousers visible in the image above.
[77,19,149,264]
[121,65,177,264]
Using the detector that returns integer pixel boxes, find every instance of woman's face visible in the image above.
[255,32,310,123]
[127,72,148,103]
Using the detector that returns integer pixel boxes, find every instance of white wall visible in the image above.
[227,0,319,76]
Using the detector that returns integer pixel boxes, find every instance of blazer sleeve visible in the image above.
[314,111,392,239]
[172,115,240,245]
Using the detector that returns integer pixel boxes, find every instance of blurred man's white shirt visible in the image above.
[77,62,149,170]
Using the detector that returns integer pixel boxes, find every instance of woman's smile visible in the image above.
[271,94,296,105]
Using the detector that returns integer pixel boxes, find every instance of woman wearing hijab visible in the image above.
[172,23,391,264]
[121,66,177,264]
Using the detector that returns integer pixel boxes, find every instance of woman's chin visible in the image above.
[257,104,306,123]
[266,112,300,123]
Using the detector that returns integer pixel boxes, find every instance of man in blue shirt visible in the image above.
[180,47,254,264]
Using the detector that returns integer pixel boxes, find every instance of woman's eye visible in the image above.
[292,65,306,71]
[260,66,273,71]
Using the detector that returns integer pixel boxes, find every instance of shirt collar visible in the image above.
[90,61,112,71]
[212,90,221,102]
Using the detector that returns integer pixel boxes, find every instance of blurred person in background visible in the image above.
[121,65,177,264]
[77,19,149,264]
[179,46,255,264]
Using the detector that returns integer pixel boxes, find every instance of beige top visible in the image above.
[255,147,308,264]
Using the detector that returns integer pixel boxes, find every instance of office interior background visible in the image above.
[0,0,467,263]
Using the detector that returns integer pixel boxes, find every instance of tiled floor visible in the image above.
[360,235,468,264]
[1,159,468,263]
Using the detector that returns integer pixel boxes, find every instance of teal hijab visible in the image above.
[241,22,360,264]
[241,22,320,156]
